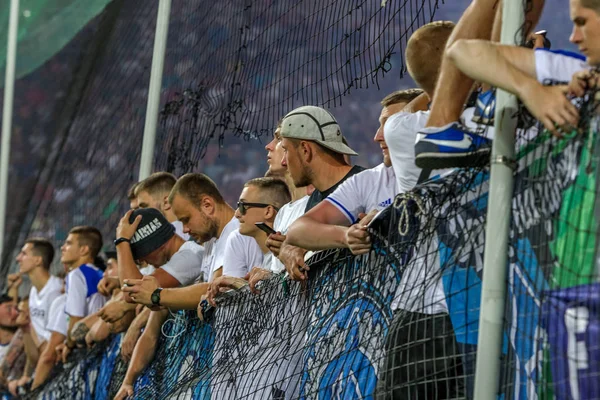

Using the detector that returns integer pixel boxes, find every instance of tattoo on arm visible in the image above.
[71,324,90,345]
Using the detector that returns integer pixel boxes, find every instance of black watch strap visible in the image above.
[114,237,131,246]
[151,288,163,306]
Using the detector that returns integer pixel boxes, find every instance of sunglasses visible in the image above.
[236,201,279,215]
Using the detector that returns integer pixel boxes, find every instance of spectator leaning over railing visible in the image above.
[373,22,467,399]
[285,89,422,255]
[246,121,313,290]
[413,0,544,167]
[122,173,239,313]
[112,208,204,400]
[207,177,291,306]
[135,172,189,240]
[54,226,107,364]
[71,255,136,348]
[269,106,364,281]
[6,238,62,393]
[444,0,600,138]
[96,173,202,358]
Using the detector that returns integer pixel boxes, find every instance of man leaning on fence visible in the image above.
[112,208,203,400]
[122,173,240,312]
[245,120,313,290]
[207,177,291,306]
[266,105,364,281]
[285,88,423,255]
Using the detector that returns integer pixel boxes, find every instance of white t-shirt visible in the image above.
[65,264,107,318]
[29,275,63,342]
[139,265,156,276]
[201,217,240,282]
[534,48,587,84]
[391,232,448,314]
[270,196,309,273]
[0,343,9,364]
[46,294,68,337]
[159,241,204,286]
[385,111,451,193]
[172,220,190,241]
[326,163,398,224]
[222,230,264,278]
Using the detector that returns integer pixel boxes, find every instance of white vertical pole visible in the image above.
[473,0,525,397]
[474,0,524,397]
[139,0,171,180]
[0,0,20,262]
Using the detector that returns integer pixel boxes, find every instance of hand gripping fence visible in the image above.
[25,88,600,400]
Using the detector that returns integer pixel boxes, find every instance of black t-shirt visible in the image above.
[305,165,365,212]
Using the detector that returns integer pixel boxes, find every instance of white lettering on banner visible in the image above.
[131,218,163,243]
[565,306,589,400]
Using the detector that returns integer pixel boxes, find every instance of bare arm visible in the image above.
[447,40,538,97]
[66,316,83,348]
[31,332,65,389]
[88,318,111,344]
[116,242,143,284]
[285,201,350,250]
[123,276,210,310]
[448,39,579,133]
[119,310,168,390]
[120,307,151,362]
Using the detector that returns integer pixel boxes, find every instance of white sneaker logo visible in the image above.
[423,135,473,149]
[476,97,495,115]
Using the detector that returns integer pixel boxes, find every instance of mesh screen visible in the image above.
[26,97,600,397]
[1,0,441,280]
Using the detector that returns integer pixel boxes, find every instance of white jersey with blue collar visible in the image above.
[326,163,398,225]
[65,263,107,318]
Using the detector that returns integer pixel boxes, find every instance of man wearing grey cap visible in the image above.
[266,105,364,280]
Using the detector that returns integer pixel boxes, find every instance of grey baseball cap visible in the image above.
[279,106,358,156]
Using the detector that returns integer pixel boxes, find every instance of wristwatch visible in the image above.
[114,237,131,246]
[151,288,163,306]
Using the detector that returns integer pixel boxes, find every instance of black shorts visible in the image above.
[375,310,465,399]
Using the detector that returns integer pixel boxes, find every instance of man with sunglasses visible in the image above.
[207,177,291,306]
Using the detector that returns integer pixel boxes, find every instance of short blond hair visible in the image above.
[406,21,455,96]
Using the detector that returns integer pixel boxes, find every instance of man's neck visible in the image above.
[165,235,185,260]
[164,209,177,223]
[28,268,51,292]
[0,328,14,345]
[252,230,270,254]
[215,204,235,238]
[68,257,94,271]
[284,174,307,202]
[311,163,353,193]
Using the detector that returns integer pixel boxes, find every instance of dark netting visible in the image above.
[154,0,442,174]
[2,0,442,278]
[27,86,600,398]
[0,13,104,287]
